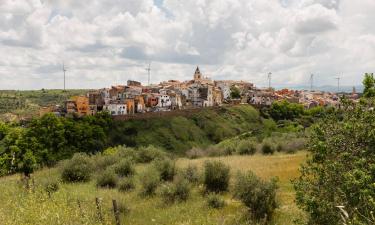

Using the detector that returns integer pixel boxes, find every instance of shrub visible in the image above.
[203,161,230,193]
[294,102,375,225]
[233,171,278,221]
[92,154,119,171]
[185,147,205,159]
[261,142,275,155]
[139,167,160,196]
[61,153,93,183]
[42,178,60,195]
[116,200,130,214]
[180,164,200,184]
[207,193,226,209]
[136,145,166,163]
[96,169,118,188]
[153,159,176,182]
[160,178,190,204]
[114,159,135,177]
[276,143,283,152]
[236,140,257,155]
[118,178,135,192]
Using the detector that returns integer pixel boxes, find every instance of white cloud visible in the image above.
[0,0,373,89]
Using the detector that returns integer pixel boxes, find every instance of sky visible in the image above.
[0,0,373,90]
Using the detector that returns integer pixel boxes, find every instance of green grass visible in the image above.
[0,152,307,225]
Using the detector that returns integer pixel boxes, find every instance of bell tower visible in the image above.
[194,66,202,80]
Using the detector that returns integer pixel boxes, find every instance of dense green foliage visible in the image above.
[233,171,278,221]
[206,193,226,209]
[160,178,191,204]
[268,100,304,121]
[61,153,93,182]
[109,105,263,153]
[203,161,230,193]
[230,86,241,99]
[113,159,135,177]
[0,89,88,120]
[0,112,111,176]
[294,101,375,225]
[139,167,161,196]
[363,73,375,98]
[153,159,176,182]
[96,168,118,188]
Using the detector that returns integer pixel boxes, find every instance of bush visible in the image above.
[139,167,160,196]
[96,169,118,188]
[61,153,93,183]
[160,178,190,204]
[136,145,166,163]
[233,171,278,221]
[42,178,60,195]
[185,147,205,159]
[236,140,257,155]
[114,159,135,177]
[118,178,135,192]
[207,193,226,209]
[294,102,375,225]
[180,164,200,184]
[203,161,230,193]
[153,159,176,182]
[92,154,119,171]
[261,142,275,155]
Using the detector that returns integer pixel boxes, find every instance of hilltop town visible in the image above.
[41,67,360,117]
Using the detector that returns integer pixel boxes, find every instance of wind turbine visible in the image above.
[63,62,67,92]
[267,72,272,89]
[335,76,341,93]
[145,62,151,86]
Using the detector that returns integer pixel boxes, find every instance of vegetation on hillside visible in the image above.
[0,146,305,225]
[294,74,372,225]
[0,89,88,121]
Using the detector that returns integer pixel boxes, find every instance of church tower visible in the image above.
[194,66,202,80]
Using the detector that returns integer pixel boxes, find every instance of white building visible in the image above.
[104,103,127,115]
[157,95,172,108]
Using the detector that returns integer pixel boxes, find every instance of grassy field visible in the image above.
[0,152,307,225]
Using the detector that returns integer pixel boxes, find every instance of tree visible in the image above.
[294,102,375,225]
[363,73,375,98]
[268,100,304,121]
[230,86,241,99]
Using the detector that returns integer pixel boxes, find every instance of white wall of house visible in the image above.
[157,95,172,108]
[105,104,127,115]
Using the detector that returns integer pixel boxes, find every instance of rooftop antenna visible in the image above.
[335,76,340,93]
[310,74,314,91]
[63,62,67,92]
[145,62,151,86]
[267,72,272,89]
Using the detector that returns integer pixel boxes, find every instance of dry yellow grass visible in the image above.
[0,152,307,225]
[177,151,308,224]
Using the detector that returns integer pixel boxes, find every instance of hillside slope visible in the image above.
[109,105,264,153]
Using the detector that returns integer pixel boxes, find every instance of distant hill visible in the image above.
[275,85,363,93]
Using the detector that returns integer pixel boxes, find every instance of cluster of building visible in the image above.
[41,67,360,117]
[61,67,253,117]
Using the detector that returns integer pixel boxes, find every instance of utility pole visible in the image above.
[63,62,67,92]
[335,76,340,93]
[310,74,314,91]
[268,72,272,89]
[145,62,151,86]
